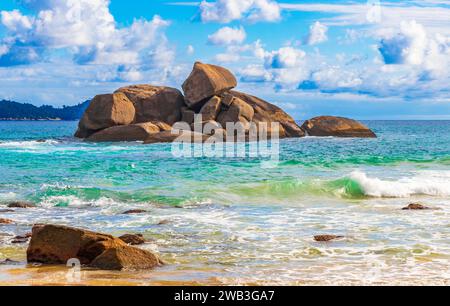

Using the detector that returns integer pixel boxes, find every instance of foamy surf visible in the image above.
[0,139,59,148]
[348,171,450,198]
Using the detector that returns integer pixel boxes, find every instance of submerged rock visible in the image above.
[7,201,35,208]
[182,62,237,107]
[0,209,14,213]
[402,203,431,210]
[27,224,162,271]
[119,234,146,246]
[0,259,21,265]
[301,116,377,138]
[314,235,344,242]
[11,233,32,244]
[122,209,148,215]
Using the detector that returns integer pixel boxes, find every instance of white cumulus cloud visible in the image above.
[378,20,450,79]
[208,26,246,45]
[199,0,281,23]
[305,21,328,45]
[0,0,172,67]
[265,46,306,69]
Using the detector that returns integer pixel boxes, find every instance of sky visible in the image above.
[0,0,449,120]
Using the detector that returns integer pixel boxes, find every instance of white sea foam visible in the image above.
[0,192,16,200]
[0,139,59,148]
[350,170,450,198]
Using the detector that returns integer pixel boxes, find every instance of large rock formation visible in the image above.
[27,224,162,271]
[301,116,377,138]
[115,85,185,125]
[182,62,237,107]
[74,62,307,143]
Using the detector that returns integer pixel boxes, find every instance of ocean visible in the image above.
[0,120,449,285]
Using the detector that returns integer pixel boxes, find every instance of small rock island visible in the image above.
[75,62,376,142]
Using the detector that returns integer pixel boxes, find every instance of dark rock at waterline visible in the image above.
[7,201,36,208]
[402,203,431,210]
[11,233,32,244]
[157,220,170,225]
[302,116,377,138]
[0,258,21,265]
[119,234,146,246]
[0,209,14,213]
[0,218,14,224]
[12,238,29,244]
[122,209,148,215]
[314,235,344,242]
[27,224,163,271]
[86,122,170,142]
[143,130,212,145]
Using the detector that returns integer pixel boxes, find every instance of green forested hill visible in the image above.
[0,100,90,120]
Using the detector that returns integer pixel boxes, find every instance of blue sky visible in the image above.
[0,0,449,119]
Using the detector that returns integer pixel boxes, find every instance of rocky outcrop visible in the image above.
[74,62,312,143]
[115,85,185,125]
[182,62,237,107]
[302,116,376,138]
[27,224,162,271]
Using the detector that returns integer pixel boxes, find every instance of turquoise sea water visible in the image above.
[1,120,450,285]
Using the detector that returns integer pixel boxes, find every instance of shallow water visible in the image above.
[0,120,449,285]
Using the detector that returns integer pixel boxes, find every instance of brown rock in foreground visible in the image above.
[75,93,135,138]
[0,218,14,224]
[119,234,146,245]
[301,116,376,138]
[182,62,237,107]
[87,122,162,142]
[27,224,162,271]
[314,235,344,242]
[115,85,185,125]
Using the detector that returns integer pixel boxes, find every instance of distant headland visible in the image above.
[0,99,90,121]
